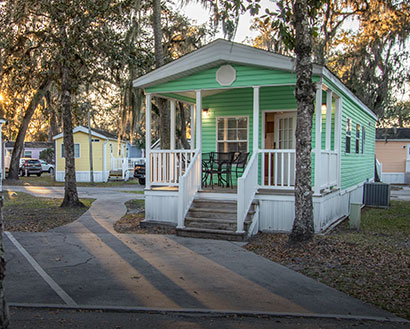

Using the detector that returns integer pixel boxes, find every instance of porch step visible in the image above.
[187,207,255,221]
[176,227,246,241]
[191,199,237,210]
[177,198,258,241]
[185,216,252,231]
[108,170,124,181]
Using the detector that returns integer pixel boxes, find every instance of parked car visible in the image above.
[19,159,42,177]
[134,160,145,185]
[39,160,54,174]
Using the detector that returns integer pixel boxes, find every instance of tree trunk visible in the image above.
[7,78,52,180]
[178,102,190,149]
[47,91,59,142]
[152,0,164,68]
[60,65,84,208]
[0,197,9,328]
[152,0,170,149]
[289,0,316,243]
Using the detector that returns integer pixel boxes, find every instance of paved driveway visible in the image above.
[3,186,401,321]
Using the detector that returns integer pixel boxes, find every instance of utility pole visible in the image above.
[88,104,94,184]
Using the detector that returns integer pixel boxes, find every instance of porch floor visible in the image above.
[150,185,237,193]
[149,186,295,195]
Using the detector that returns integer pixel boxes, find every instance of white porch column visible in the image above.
[145,93,152,189]
[325,90,333,151]
[313,84,323,195]
[170,100,176,150]
[190,104,195,150]
[195,90,202,152]
[253,87,260,153]
[335,97,343,188]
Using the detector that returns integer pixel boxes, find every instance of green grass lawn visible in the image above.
[3,191,95,232]
[245,201,410,320]
[4,173,143,188]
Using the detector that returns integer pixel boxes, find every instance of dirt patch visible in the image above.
[114,199,176,235]
[245,203,410,320]
[3,191,94,232]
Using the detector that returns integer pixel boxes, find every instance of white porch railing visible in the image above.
[178,150,201,228]
[111,156,123,171]
[237,153,258,233]
[111,156,130,181]
[260,149,296,189]
[150,150,195,186]
[320,150,338,189]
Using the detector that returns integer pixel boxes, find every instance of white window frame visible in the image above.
[345,117,352,154]
[24,150,32,158]
[61,143,80,158]
[361,126,365,154]
[216,115,249,153]
[355,123,360,154]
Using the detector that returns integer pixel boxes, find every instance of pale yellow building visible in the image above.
[376,128,410,184]
[53,126,127,182]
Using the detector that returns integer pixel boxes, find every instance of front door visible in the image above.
[274,112,297,149]
[263,111,296,186]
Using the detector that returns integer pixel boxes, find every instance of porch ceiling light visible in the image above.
[321,104,327,114]
[216,65,236,86]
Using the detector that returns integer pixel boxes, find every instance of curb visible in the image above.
[9,303,409,323]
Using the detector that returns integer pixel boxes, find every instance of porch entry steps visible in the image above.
[108,169,124,181]
[176,199,258,241]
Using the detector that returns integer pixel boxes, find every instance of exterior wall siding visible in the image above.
[202,86,298,154]
[376,140,409,173]
[322,77,376,190]
[55,132,126,175]
[147,64,300,93]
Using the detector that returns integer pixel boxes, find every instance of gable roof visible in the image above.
[133,39,299,89]
[133,39,377,121]
[376,128,410,140]
[53,126,120,141]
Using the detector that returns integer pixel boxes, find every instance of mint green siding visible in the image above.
[145,61,375,191]
[201,85,298,154]
[201,86,297,185]
[147,64,300,93]
[323,77,376,190]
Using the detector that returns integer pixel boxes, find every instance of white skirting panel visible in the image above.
[257,195,295,232]
[381,172,407,184]
[55,171,109,183]
[145,191,179,224]
[257,184,364,233]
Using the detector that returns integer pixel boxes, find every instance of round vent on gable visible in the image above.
[216,65,236,86]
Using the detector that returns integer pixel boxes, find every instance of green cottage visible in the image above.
[133,39,377,240]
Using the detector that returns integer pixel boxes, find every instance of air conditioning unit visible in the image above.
[363,182,390,208]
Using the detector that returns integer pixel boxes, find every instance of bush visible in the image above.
[39,148,55,164]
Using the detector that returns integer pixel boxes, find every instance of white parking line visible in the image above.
[5,232,77,306]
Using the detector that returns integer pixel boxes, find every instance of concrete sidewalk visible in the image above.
[3,186,406,325]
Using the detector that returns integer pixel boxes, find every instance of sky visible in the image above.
[177,0,275,43]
